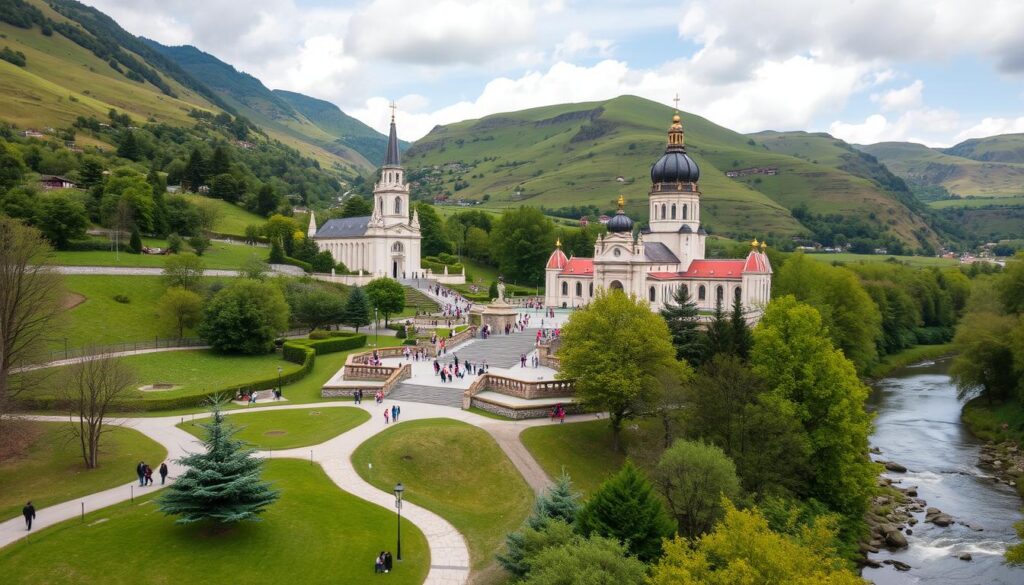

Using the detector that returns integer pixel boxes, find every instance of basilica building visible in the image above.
[544,112,772,317]
[310,112,424,279]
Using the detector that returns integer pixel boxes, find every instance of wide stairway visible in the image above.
[387,383,465,408]
[440,332,537,368]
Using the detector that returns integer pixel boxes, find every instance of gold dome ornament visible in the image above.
[555,238,562,248]
[751,238,760,248]
[760,241,767,251]
[617,194,625,209]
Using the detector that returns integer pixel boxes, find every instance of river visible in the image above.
[866,358,1023,584]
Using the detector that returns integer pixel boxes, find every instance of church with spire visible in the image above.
[544,111,772,319]
[309,108,425,280]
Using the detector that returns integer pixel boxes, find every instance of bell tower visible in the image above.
[372,102,410,228]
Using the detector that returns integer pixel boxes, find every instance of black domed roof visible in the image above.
[607,210,633,233]
[651,150,700,184]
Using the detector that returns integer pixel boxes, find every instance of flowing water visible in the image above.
[866,358,1023,584]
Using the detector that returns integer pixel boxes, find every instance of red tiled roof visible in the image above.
[560,257,594,275]
[546,248,569,270]
[681,259,745,278]
[743,250,772,273]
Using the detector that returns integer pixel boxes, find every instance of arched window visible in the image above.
[683,204,688,220]
[698,285,706,300]
[561,282,568,295]
[394,197,402,214]
[391,242,404,253]
[649,286,656,302]
[671,204,676,219]
[716,285,724,302]
[575,282,582,296]
[735,286,742,301]
[378,197,383,211]
[661,203,667,219]
[681,284,689,299]
[589,283,594,297]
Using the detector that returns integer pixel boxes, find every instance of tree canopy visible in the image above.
[365,277,405,325]
[199,280,289,354]
[490,206,555,285]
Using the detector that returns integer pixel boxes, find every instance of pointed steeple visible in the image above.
[307,211,317,237]
[384,102,401,167]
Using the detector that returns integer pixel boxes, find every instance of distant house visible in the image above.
[232,140,256,150]
[39,175,77,190]
[166,185,181,193]
[19,129,45,139]
[579,216,589,226]
[197,185,210,194]
[598,214,611,225]
[616,176,625,182]
[725,166,778,178]
[873,247,888,255]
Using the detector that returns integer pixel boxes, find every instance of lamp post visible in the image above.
[394,482,404,561]
[276,366,283,398]
[374,307,379,348]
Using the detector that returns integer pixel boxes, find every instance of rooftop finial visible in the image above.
[673,93,680,110]
[555,237,562,248]
[384,102,401,167]
[760,241,767,251]
[389,100,397,122]
[751,238,760,248]
[617,194,625,210]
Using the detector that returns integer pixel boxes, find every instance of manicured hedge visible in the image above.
[287,332,366,355]
[282,256,313,273]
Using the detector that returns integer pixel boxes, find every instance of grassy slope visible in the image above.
[0,460,430,585]
[858,141,1024,198]
[804,252,958,268]
[748,131,939,248]
[407,95,801,240]
[60,275,170,348]
[352,418,533,574]
[28,350,303,403]
[0,422,166,521]
[929,196,1024,209]
[177,407,370,449]
[943,133,1024,163]
[52,239,266,268]
[519,420,624,496]
[179,194,266,236]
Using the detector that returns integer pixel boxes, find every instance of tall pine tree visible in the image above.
[159,404,279,524]
[730,294,753,359]
[704,296,733,359]
[342,286,371,332]
[184,148,207,192]
[660,286,705,367]
[498,472,582,576]
[576,461,675,562]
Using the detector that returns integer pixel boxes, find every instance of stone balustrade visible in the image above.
[461,373,575,408]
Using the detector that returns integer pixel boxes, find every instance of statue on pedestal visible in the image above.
[495,276,506,304]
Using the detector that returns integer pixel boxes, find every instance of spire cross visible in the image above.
[389,100,397,121]
[673,93,680,110]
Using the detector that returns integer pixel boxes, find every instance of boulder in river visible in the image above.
[884,461,908,473]
[925,507,954,527]
[885,529,908,549]
[883,559,912,571]
[959,553,973,561]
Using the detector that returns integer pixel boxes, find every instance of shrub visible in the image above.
[167,233,183,253]
[188,235,211,256]
[395,325,407,339]
[309,329,331,340]
[113,294,131,304]
[128,228,143,254]
[283,256,312,273]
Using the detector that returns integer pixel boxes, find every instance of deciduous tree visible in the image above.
[654,439,740,538]
[157,287,203,339]
[61,352,136,469]
[490,207,554,285]
[162,253,205,291]
[365,277,405,325]
[199,280,289,354]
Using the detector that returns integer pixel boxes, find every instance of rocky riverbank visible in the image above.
[978,441,1024,496]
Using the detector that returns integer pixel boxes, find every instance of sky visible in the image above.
[85,0,1024,147]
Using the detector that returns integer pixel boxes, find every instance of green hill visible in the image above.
[406,95,939,249]
[143,42,374,175]
[857,141,1024,199]
[943,133,1024,163]
[273,89,409,165]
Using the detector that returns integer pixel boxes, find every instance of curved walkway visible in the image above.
[0,399,597,585]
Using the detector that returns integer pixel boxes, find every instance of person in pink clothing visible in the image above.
[383,409,390,424]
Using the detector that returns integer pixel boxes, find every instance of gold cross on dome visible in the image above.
[389,100,397,120]
[673,93,680,110]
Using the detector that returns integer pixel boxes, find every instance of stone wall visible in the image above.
[470,397,584,420]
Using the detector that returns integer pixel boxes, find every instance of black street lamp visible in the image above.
[374,307,379,348]
[394,482,404,561]
[276,366,283,397]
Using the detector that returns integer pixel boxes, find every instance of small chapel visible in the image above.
[309,110,425,279]
[544,111,773,319]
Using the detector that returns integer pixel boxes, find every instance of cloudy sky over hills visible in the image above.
[87,0,1024,146]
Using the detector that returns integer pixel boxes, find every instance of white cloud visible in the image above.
[347,0,538,65]
[953,117,1024,143]
[871,80,923,111]
[553,31,614,61]
[829,108,962,146]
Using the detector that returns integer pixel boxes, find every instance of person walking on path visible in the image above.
[136,461,145,486]
[159,462,168,485]
[144,464,153,486]
[395,405,401,422]
[390,405,397,423]
[383,409,390,425]
[22,502,35,531]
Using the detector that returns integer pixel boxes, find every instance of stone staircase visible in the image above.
[441,332,537,368]
[387,383,465,408]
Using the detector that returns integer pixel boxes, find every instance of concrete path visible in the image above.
[51,264,300,277]
[15,345,210,373]
[0,398,598,585]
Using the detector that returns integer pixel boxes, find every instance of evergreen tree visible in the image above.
[415,202,452,256]
[183,148,207,192]
[704,297,732,359]
[159,403,279,524]
[660,286,705,366]
[79,157,105,188]
[340,195,372,218]
[730,294,753,359]
[209,145,231,176]
[117,131,140,161]
[256,184,279,216]
[499,472,582,576]
[576,461,675,562]
[341,286,371,332]
[146,167,168,236]
[128,227,143,254]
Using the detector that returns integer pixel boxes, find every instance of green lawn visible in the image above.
[805,253,958,268]
[0,422,166,522]
[27,350,303,405]
[0,460,429,585]
[929,196,1024,209]
[180,194,266,236]
[520,420,625,496]
[53,239,266,270]
[178,407,369,449]
[352,419,532,574]
[59,275,172,350]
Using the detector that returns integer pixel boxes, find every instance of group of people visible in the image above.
[383,403,401,424]
[519,353,540,368]
[550,404,567,423]
[136,460,168,486]
[433,354,488,383]
[401,346,430,361]
[374,551,395,574]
